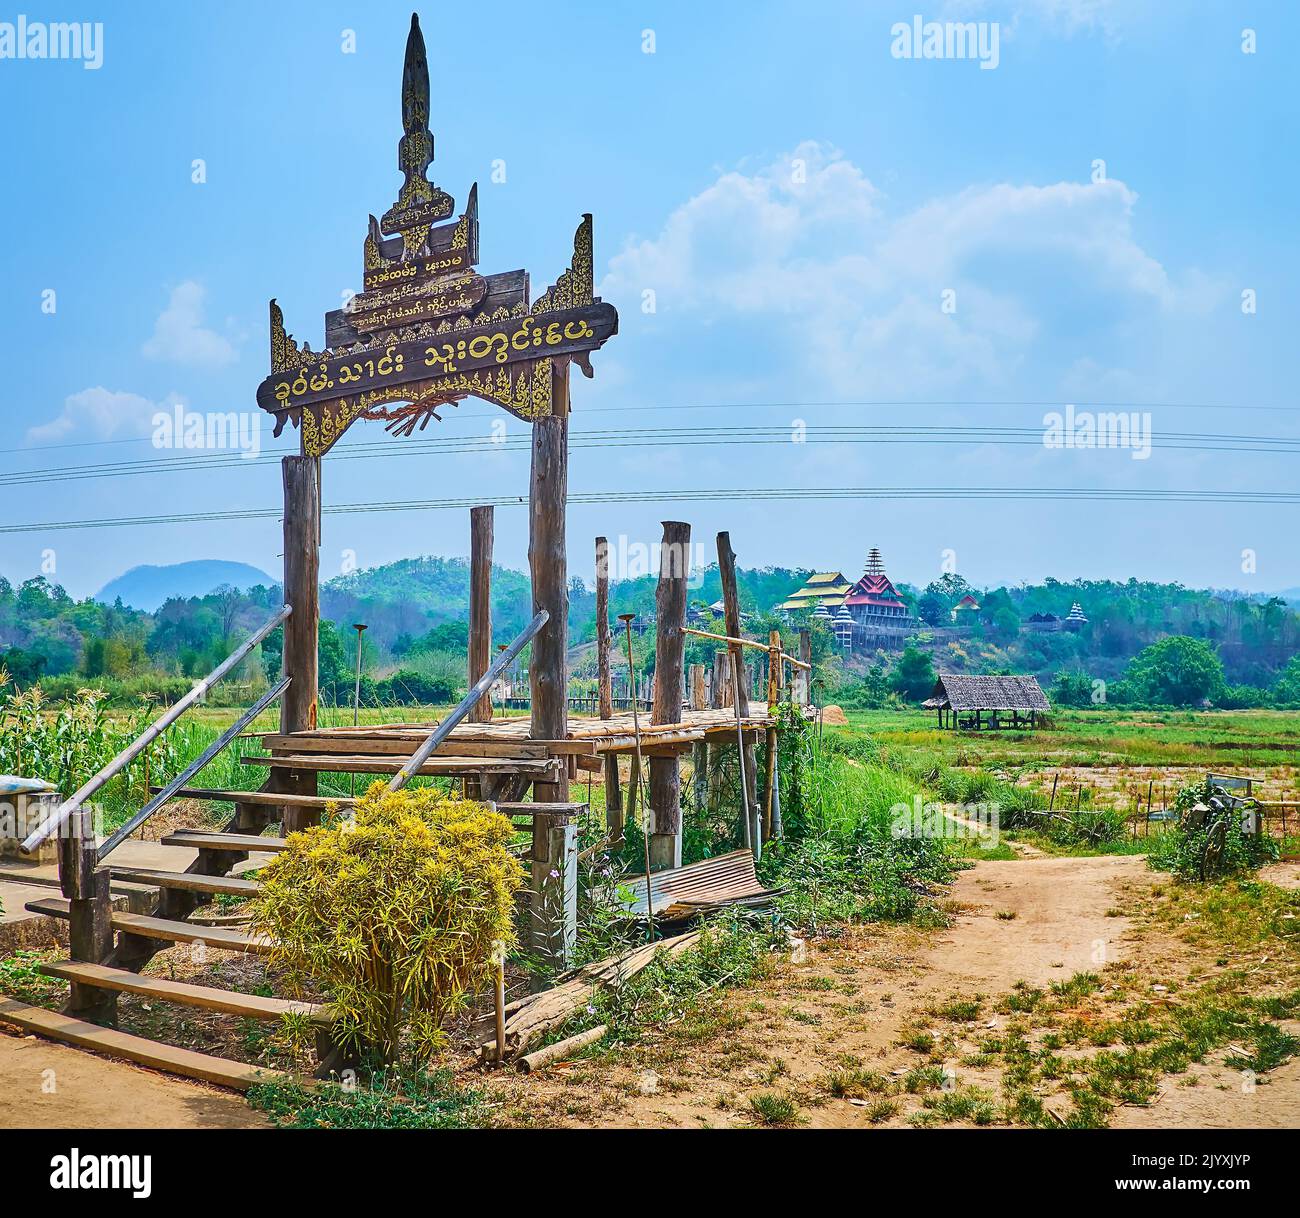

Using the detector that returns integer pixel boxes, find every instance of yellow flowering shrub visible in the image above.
[251,783,524,1063]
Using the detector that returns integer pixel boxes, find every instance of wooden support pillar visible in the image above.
[763,629,780,841]
[689,663,708,811]
[278,455,320,831]
[529,366,570,814]
[596,535,622,843]
[59,807,115,1025]
[707,648,729,814]
[468,505,494,724]
[528,810,577,969]
[648,521,690,870]
[798,628,812,705]
[717,531,759,843]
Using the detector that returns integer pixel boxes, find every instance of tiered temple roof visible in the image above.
[778,571,852,614]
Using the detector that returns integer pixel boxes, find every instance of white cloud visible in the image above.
[142,280,236,367]
[600,141,1219,398]
[27,387,179,444]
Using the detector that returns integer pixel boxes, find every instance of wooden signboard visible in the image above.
[255,13,617,455]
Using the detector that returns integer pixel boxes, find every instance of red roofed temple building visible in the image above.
[844,548,915,645]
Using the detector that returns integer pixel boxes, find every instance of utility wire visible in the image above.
[3,485,1298,535]
[2,424,1298,489]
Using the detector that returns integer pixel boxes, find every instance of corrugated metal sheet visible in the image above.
[620,850,782,919]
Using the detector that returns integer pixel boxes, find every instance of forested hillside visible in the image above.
[1,558,1297,709]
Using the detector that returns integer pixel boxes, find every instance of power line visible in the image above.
[4,395,1298,459]
[3,484,1297,536]
[3,423,1298,490]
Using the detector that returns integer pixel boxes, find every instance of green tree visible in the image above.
[889,643,936,702]
[1123,636,1225,706]
[1050,668,1094,708]
[1273,655,1300,706]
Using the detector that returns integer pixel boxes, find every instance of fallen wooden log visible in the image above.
[478,929,701,1061]
[516,1024,607,1073]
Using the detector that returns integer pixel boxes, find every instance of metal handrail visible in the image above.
[388,609,549,792]
[96,676,290,861]
[21,604,293,853]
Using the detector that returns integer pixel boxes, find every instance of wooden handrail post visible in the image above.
[59,806,115,1025]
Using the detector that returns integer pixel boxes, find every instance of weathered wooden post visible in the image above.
[717,532,758,838]
[529,365,570,807]
[59,806,115,1025]
[528,365,573,965]
[689,663,708,809]
[707,648,729,814]
[279,455,320,831]
[763,629,781,841]
[649,521,690,870]
[797,628,812,705]
[596,535,622,843]
[468,505,494,723]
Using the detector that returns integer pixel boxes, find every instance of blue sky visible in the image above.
[1,0,1296,600]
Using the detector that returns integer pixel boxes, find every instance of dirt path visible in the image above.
[0,1032,265,1129]
[496,854,1299,1128]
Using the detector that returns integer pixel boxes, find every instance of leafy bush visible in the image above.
[251,784,524,1063]
[1148,779,1278,881]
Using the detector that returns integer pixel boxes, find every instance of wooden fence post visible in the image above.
[59,806,115,1024]
[648,521,690,870]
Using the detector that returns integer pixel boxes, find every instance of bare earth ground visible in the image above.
[0,1034,266,1129]
[3,852,1297,1129]
[486,855,1300,1129]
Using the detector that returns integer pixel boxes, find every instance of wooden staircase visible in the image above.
[0,606,578,1091]
[5,769,580,1089]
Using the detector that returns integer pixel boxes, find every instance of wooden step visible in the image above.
[0,997,283,1091]
[150,785,356,809]
[24,898,274,955]
[244,753,561,776]
[108,867,260,897]
[36,961,329,1023]
[159,830,290,853]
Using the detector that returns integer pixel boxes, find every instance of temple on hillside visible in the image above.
[777,571,852,616]
[844,548,914,641]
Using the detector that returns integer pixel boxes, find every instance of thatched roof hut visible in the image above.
[924,673,1049,730]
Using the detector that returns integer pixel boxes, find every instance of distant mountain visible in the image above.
[96,561,277,612]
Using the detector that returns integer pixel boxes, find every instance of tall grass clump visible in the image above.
[761,714,957,929]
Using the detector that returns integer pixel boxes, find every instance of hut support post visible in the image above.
[648,521,690,871]
[596,535,622,843]
[717,532,759,843]
[279,455,320,832]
